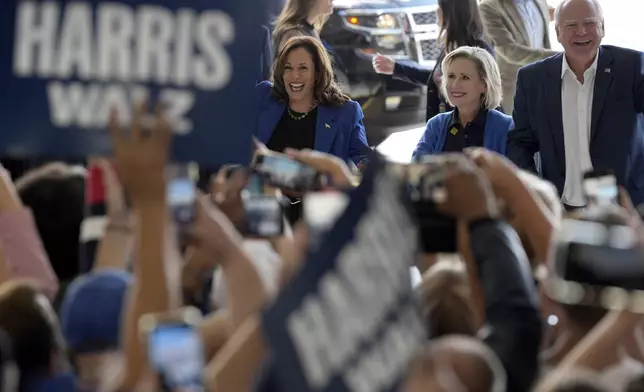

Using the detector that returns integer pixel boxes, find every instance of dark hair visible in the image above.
[271,36,350,106]
[17,165,85,284]
[437,0,486,52]
[418,262,477,339]
[0,282,65,380]
[626,373,644,392]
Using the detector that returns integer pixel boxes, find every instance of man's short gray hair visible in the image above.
[554,0,604,27]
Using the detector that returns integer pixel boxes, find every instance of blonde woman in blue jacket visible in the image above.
[412,46,512,160]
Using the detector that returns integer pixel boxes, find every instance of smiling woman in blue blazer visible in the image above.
[412,46,513,160]
[256,36,370,165]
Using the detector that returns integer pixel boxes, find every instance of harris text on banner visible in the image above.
[0,1,266,167]
[261,155,426,392]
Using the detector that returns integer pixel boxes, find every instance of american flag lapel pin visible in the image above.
[605,68,611,73]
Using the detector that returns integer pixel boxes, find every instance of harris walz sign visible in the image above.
[262,155,426,392]
[0,1,267,167]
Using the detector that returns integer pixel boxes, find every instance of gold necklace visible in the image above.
[287,102,317,121]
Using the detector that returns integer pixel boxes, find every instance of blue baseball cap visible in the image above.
[60,269,132,354]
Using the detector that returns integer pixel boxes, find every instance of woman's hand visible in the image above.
[436,154,500,222]
[284,148,355,188]
[372,54,395,75]
[210,166,248,229]
[109,100,172,206]
[252,137,270,155]
[617,186,642,227]
[190,195,244,263]
[464,147,518,196]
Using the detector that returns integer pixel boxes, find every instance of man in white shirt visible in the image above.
[560,52,598,206]
[507,0,644,208]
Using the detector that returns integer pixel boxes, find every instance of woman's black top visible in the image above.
[266,107,318,225]
[266,107,317,153]
[442,108,488,152]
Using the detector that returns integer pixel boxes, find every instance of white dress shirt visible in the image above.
[560,54,599,206]
[515,0,545,49]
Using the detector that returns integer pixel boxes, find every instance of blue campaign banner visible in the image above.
[261,155,426,392]
[0,1,268,168]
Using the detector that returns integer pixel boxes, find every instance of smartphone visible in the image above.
[251,151,320,192]
[241,173,284,238]
[167,164,196,231]
[242,172,265,197]
[139,307,205,392]
[390,160,457,253]
[223,164,245,180]
[548,218,644,311]
[304,191,350,249]
[403,162,448,204]
[583,169,618,206]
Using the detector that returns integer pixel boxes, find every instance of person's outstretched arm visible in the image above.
[393,60,433,86]
[470,219,542,392]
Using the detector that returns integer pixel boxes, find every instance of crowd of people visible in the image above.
[0,0,642,391]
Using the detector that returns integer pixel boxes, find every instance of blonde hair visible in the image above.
[440,46,503,110]
[273,0,328,35]
[416,260,477,338]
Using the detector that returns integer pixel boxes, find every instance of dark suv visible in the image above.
[321,0,441,144]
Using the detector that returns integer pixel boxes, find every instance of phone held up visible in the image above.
[241,172,285,238]
[251,150,324,193]
[166,163,198,236]
[583,169,619,206]
[548,217,644,312]
[139,307,205,392]
[389,155,457,254]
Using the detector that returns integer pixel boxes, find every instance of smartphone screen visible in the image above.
[148,323,205,392]
[167,166,196,229]
[583,170,618,206]
[243,197,284,237]
[243,172,265,197]
[404,163,448,204]
[304,191,349,249]
[241,173,284,238]
[253,153,318,192]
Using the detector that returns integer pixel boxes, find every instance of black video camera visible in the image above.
[389,155,457,254]
[548,217,644,311]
